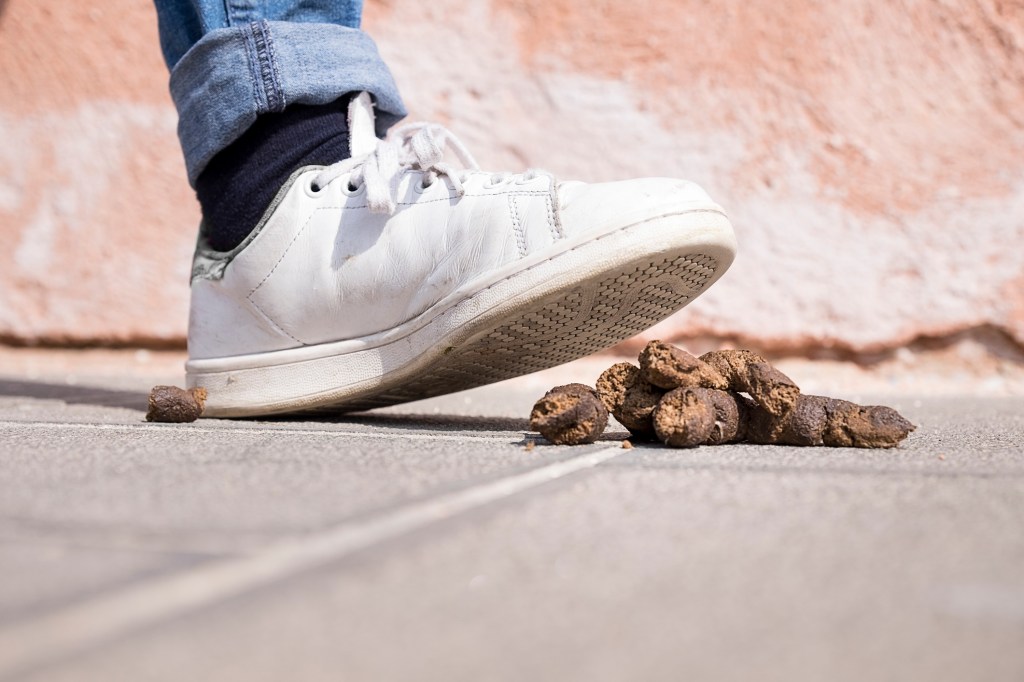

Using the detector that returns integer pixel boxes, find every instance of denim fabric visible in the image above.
[154,1,406,185]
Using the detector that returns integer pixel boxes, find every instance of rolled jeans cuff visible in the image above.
[170,20,406,186]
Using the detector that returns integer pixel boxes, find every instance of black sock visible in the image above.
[195,95,353,252]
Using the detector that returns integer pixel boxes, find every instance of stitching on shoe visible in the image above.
[395,190,551,208]
[246,297,306,345]
[508,195,527,257]
[544,194,559,241]
[246,214,321,298]
[547,181,565,239]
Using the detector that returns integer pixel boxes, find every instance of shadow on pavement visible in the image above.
[0,379,148,410]
[0,379,535,434]
[287,412,532,433]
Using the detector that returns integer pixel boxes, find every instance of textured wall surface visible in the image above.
[1,0,1023,356]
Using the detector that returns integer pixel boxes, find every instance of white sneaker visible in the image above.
[186,93,736,417]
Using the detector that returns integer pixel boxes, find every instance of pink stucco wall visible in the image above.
[1,0,1022,357]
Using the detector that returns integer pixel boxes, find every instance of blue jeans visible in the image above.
[154,0,406,186]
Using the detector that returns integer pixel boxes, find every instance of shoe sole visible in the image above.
[187,208,736,417]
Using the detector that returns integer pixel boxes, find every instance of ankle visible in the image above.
[196,95,354,251]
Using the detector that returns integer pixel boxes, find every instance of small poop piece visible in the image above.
[704,390,754,445]
[652,387,716,448]
[822,400,916,448]
[747,394,915,448]
[639,340,728,390]
[146,385,208,423]
[595,362,665,438]
[699,350,800,418]
[529,383,609,445]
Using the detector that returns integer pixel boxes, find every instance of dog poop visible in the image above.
[595,362,665,439]
[747,395,916,448]
[639,340,728,390]
[703,390,753,446]
[652,388,754,448]
[652,387,716,447]
[529,383,608,445]
[699,349,800,418]
[529,340,915,450]
[146,385,208,423]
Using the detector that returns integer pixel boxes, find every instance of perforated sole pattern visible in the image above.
[312,252,719,414]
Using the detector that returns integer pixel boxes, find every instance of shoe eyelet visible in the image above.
[343,180,365,197]
[414,178,434,194]
[305,177,327,198]
[483,175,512,190]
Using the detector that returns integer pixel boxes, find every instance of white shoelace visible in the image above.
[312,94,543,215]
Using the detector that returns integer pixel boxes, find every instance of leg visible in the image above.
[153,0,405,184]
[154,0,364,70]
[154,0,407,249]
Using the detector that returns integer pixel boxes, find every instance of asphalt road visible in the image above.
[0,362,1022,681]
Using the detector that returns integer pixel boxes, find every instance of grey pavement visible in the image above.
[0,364,1022,681]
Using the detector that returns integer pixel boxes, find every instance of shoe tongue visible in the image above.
[347,92,378,157]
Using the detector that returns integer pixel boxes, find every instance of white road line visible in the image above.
[0,420,522,443]
[0,445,624,677]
